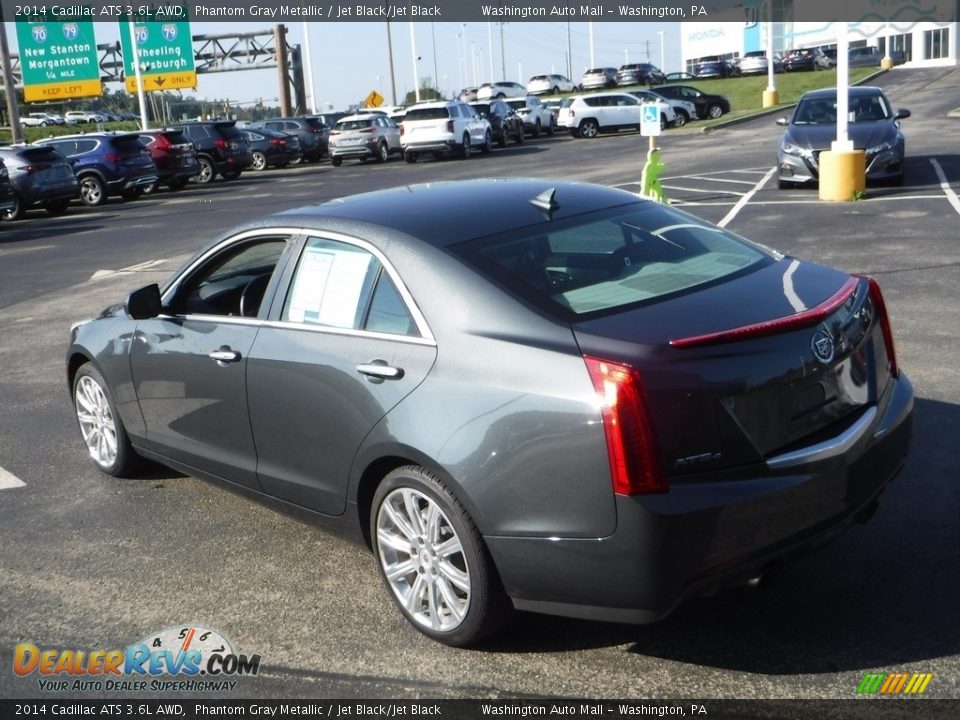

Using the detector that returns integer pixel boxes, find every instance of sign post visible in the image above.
[15,21,101,103]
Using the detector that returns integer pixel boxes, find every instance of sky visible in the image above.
[6,21,685,110]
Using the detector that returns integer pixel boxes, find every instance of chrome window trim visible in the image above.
[160,226,435,344]
[290,229,436,343]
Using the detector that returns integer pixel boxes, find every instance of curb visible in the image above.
[701,68,891,133]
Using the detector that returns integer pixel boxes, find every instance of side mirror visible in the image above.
[894,108,911,120]
[124,283,162,320]
[776,117,789,126]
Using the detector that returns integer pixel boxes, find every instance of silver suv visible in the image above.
[399,101,492,162]
[329,113,402,166]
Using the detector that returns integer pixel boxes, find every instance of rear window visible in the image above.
[336,119,374,131]
[404,107,450,121]
[455,203,771,317]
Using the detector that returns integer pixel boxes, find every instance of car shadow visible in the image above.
[477,396,959,674]
[0,216,106,244]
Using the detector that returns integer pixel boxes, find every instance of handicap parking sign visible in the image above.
[641,104,661,137]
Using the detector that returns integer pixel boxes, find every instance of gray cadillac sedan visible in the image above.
[67,179,913,646]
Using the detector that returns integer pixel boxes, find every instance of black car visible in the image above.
[469,100,524,147]
[248,117,328,162]
[67,179,912,647]
[138,129,200,191]
[616,63,666,86]
[776,86,910,188]
[33,133,158,206]
[168,121,252,184]
[783,47,831,72]
[0,145,78,220]
[242,127,302,170]
[655,84,731,119]
[0,159,16,216]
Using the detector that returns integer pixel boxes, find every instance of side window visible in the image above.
[46,140,75,155]
[75,140,99,153]
[172,238,288,318]
[283,237,418,337]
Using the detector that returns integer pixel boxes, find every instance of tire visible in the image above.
[371,465,512,646]
[516,128,525,144]
[73,363,140,477]
[480,130,492,155]
[195,157,216,184]
[78,175,107,206]
[251,151,268,171]
[497,131,507,149]
[44,198,71,215]
[142,181,159,195]
[331,156,343,167]
[221,170,242,180]
[552,86,560,95]
[660,114,668,131]
[546,121,554,136]
[707,104,723,119]
[533,120,542,138]
[120,187,143,200]
[673,110,688,128]
[496,93,506,99]
[578,119,600,139]
[404,151,418,164]
[3,192,25,221]
[167,178,189,191]
[377,142,389,163]
[460,134,472,159]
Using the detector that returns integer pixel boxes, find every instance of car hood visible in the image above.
[785,121,896,150]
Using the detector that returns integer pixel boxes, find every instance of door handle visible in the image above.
[209,346,241,366]
[356,361,404,382]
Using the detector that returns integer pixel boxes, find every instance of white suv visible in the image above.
[400,101,492,162]
[558,92,665,139]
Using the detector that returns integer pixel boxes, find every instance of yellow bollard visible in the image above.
[818,149,866,201]
[880,57,895,70]
[762,89,780,108]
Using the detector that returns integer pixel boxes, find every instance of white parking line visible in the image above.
[662,184,746,196]
[0,466,26,490]
[929,158,960,217]
[718,167,778,228]
[685,176,760,186]
[90,258,167,281]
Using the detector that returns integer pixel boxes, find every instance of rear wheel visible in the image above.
[221,170,242,180]
[578,119,600,138]
[404,151,418,164]
[497,131,507,149]
[3,192,25,221]
[73,364,139,477]
[377,142,389,163]
[480,130,492,154]
[660,114,668,131]
[168,178,189,191]
[331,156,343,167]
[552,86,560,95]
[533,120,542,138]
[372,466,512,646]
[195,157,216,184]
[251,151,268,171]
[79,175,106,206]
[460,134,472,159]
[120,187,143,200]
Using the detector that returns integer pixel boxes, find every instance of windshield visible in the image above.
[793,94,891,124]
[455,203,771,318]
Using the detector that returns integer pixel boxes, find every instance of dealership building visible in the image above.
[681,16,957,70]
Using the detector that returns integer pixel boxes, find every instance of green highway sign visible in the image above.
[16,21,102,102]
[119,20,197,93]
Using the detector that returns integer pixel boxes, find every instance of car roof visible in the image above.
[270,179,645,248]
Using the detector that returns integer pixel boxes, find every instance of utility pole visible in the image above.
[645,40,651,61]
[566,22,572,78]
[499,23,506,80]
[275,25,291,116]
[386,22,397,105]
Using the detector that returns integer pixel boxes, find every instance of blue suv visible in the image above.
[33,133,158,206]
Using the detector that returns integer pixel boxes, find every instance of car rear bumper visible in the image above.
[486,372,913,624]
[401,139,460,154]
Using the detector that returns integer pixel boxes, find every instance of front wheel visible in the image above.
[480,130,492,154]
[3,192,25,221]
[673,110,688,128]
[372,466,512,646]
[221,170,242,180]
[44,198,71,215]
[120,187,143,200]
[533,120,542,138]
[707,104,723,119]
[73,364,139,477]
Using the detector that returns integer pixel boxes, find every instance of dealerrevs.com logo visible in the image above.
[13,625,261,692]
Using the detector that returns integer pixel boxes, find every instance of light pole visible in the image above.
[409,22,420,103]
[588,22,595,68]
[658,30,665,71]
[302,22,318,114]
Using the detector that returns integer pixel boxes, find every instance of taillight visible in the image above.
[213,138,228,149]
[584,356,666,495]
[104,153,121,163]
[864,276,899,377]
[152,134,171,150]
[359,127,374,134]
[670,276,860,349]
[446,119,454,133]
[269,138,285,146]
[399,125,405,135]
[329,130,340,136]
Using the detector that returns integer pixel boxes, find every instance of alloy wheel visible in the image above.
[75,375,118,470]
